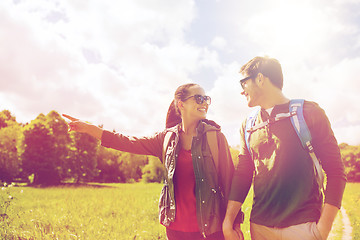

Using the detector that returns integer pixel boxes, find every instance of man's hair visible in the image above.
[240,56,283,90]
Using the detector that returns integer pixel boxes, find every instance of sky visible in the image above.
[1,0,360,147]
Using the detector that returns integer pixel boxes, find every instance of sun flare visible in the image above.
[245,2,330,56]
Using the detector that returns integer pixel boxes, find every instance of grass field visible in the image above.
[341,182,360,240]
[1,183,166,239]
[0,182,358,240]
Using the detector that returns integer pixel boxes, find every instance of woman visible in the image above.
[63,83,236,240]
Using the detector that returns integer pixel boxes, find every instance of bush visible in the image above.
[142,157,165,183]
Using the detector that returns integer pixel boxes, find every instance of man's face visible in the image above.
[240,74,262,107]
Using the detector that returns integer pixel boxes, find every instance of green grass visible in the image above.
[1,183,165,239]
[341,182,360,240]
[0,183,253,240]
[1,183,358,240]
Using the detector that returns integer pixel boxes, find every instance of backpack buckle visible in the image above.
[267,117,275,124]
[306,141,314,153]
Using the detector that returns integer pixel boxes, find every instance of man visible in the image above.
[222,56,346,240]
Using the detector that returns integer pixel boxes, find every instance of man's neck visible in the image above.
[259,91,289,109]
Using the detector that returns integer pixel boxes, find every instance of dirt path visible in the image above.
[341,207,353,240]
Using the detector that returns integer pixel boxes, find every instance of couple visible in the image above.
[64,56,346,240]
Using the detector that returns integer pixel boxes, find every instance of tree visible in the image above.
[69,132,99,183]
[142,156,165,183]
[95,147,124,182]
[0,124,22,182]
[339,143,360,182]
[0,110,16,129]
[22,114,61,185]
[229,146,240,166]
[45,111,71,180]
[119,152,148,182]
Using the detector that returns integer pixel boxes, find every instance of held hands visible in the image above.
[223,221,244,240]
[62,114,103,140]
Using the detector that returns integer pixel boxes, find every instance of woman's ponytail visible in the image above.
[165,99,181,128]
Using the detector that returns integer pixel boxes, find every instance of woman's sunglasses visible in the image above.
[183,95,211,105]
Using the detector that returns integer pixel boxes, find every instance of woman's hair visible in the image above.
[165,83,200,128]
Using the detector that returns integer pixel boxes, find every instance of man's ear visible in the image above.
[257,73,270,88]
[256,73,264,86]
[177,100,184,111]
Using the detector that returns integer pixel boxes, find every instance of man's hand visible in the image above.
[223,220,244,240]
[316,203,339,240]
[233,223,243,239]
[223,200,244,240]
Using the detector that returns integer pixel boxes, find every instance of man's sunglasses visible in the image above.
[183,95,211,105]
[239,74,257,89]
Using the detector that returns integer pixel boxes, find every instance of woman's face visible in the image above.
[179,85,210,122]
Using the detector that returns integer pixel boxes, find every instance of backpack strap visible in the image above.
[245,107,261,156]
[289,99,324,191]
[162,131,174,164]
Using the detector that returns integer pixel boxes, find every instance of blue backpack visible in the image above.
[244,99,324,190]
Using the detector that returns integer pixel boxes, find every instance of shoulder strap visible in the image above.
[162,131,174,164]
[245,107,261,155]
[289,99,324,190]
[207,131,219,171]
[289,99,312,148]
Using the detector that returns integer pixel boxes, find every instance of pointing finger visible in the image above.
[62,114,79,122]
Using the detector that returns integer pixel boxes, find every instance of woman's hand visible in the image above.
[62,114,103,140]
[62,114,88,133]
[223,220,244,240]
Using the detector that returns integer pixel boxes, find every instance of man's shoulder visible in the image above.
[303,100,319,108]
[301,100,330,129]
[303,100,325,115]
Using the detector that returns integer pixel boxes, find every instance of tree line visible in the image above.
[0,110,166,185]
[0,109,359,185]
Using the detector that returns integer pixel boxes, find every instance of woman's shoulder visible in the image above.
[201,119,221,131]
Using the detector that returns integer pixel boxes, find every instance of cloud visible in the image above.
[1,0,359,147]
[207,62,251,145]
[211,36,227,50]
[334,125,360,145]
[0,0,202,137]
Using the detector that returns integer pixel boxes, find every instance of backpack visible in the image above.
[244,99,324,191]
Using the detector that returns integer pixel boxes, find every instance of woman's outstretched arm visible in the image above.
[62,114,103,140]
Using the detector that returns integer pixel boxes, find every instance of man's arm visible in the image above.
[317,203,339,240]
[223,200,244,240]
[222,121,254,240]
[304,102,346,239]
